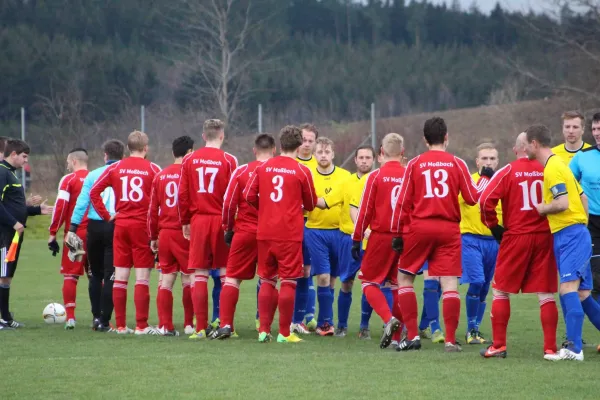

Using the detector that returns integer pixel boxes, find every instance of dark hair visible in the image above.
[254,133,275,151]
[172,135,194,158]
[279,125,303,152]
[102,139,125,160]
[300,123,319,139]
[4,139,30,158]
[0,136,9,155]
[355,145,376,158]
[423,117,448,146]
[69,147,88,155]
[525,124,552,147]
[592,112,600,124]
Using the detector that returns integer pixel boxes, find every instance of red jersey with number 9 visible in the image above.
[178,147,238,225]
[89,157,161,227]
[243,155,317,242]
[148,163,183,240]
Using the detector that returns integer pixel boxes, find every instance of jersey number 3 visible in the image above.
[270,175,284,202]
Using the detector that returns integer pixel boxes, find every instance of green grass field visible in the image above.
[2,238,599,399]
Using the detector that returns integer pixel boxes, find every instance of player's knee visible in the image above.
[317,274,330,287]
[559,281,580,295]
[439,276,457,292]
[341,281,353,293]
[0,281,10,288]
[578,290,592,302]
[536,292,552,302]
[303,266,311,278]
[424,279,440,292]
[467,282,483,297]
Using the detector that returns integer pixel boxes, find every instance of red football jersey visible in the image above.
[89,157,161,227]
[222,160,263,234]
[244,155,317,242]
[391,150,488,232]
[352,161,405,241]
[178,147,238,225]
[479,157,549,235]
[148,163,183,240]
[49,169,89,235]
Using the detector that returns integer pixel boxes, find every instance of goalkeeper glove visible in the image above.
[391,236,404,254]
[351,241,361,261]
[224,230,234,247]
[480,167,494,178]
[48,239,60,257]
[65,231,85,262]
[490,225,505,244]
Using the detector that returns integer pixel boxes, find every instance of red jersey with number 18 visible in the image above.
[244,156,317,242]
[148,164,182,240]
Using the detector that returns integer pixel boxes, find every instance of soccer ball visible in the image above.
[43,303,67,324]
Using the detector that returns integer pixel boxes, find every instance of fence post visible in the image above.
[21,107,26,191]
[371,102,376,167]
[141,105,145,132]
[258,104,263,133]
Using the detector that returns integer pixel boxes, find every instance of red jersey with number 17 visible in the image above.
[222,161,263,234]
[178,147,238,225]
[90,157,161,227]
[243,156,317,242]
[479,157,549,236]
[148,163,183,240]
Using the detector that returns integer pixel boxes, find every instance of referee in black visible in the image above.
[0,139,52,330]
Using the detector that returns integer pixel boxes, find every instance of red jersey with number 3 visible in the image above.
[148,163,182,240]
[49,169,89,235]
[89,157,161,227]
[352,161,406,241]
[479,157,549,236]
[178,147,238,225]
[391,150,488,232]
[243,156,317,242]
[222,160,263,234]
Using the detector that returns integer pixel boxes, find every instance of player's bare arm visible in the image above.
[536,192,569,215]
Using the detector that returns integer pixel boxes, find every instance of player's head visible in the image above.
[354,145,375,175]
[561,110,585,145]
[475,142,499,172]
[299,123,318,159]
[203,119,225,146]
[67,148,89,172]
[253,133,276,160]
[513,132,528,157]
[423,117,448,148]
[127,130,149,157]
[0,136,9,161]
[172,135,194,160]
[524,124,552,160]
[315,137,334,169]
[103,139,125,163]
[381,133,404,161]
[3,139,30,169]
[591,112,600,147]
[279,125,303,155]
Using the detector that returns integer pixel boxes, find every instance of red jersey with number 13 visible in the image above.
[148,163,183,240]
[222,161,263,234]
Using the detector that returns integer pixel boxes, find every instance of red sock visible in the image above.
[134,279,150,329]
[258,280,276,333]
[391,287,403,324]
[193,274,209,332]
[62,276,78,320]
[363,284,393,323]
[219,282,240,328]
[113,280,128,328]
[397,286,418,339]
[278,280,296,337]
[158,287,174,331]
[270,286,279,326]
[182,282,194,327]
[156,286,163,329]
[491,293,510,348]
[540,298,558,352]
[442,290,461,344]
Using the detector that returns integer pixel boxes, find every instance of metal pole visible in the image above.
[258,104,263,133]
[371,102,376,167]
[141,105,145,132]
[21,107,26,192]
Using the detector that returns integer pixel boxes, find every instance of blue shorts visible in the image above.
[302,221,311,266]
[553,224,593,290]
[305,228,341,277]
[209,269,220,278]
[338,233,362,282]
[417,261,429,275]
[460,234,498,285]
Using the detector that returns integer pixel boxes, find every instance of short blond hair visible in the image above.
[382,133,404,157]
[300,123,319,138]
[315,137,334,152]
[476,142,497,157]
[127,130,149,152]
[203,119,225,140]
[68,150,88,165]
[561,110,584,123]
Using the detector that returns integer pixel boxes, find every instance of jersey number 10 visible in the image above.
[519,180,543,211]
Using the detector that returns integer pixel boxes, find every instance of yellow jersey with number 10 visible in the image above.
[459,172,503,235]
[306,166,350,229]
[551,143,592,165]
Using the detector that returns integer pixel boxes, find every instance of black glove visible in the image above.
[480,167,494,179]
[490,225,505,244]
[391,236,404,254]
[48,239,60,257]
[224,230,234,247]
[68,223,79,233]
[351,240,361,261]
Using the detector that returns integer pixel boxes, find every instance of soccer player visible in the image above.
[48,148,90,329]
[552,111,591,165]
[89,131,161,335]
[148,136,195,336]
[525,123,600,361]
[391,117,491,352]
[479,132,559,359]
[211,133,276,340]
[244,125,317,343]
[459,142,503,344]
[178,119,238,339]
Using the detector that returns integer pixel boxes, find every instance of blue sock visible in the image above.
[360,292,373,329]
[317,286,334,326]
[581,295,600,330]
[337,290,352,329]
[466,282,482,332]
[381,287,393,311]
[255,280,261,319]
[559,295,569,339]
[562,292,584,353]
[305,278,316,323]
[423,280,440,331]
[430,285,442,332]
[330,287,335,297]
[293,278,309,324]
[418,302,429,331]
[476,281,490,329]
[212,275,221,322]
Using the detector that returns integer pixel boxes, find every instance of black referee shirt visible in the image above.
[0,160,40,232]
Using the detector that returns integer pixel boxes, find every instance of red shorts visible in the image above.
[158,229,191,275]
[257,240,303,280]
[188,214,228,270]
[398,224,461,277]
[113,224,154,269]
[359,231,399,286]
[60,228,88,276]
[226,231,257,280]
[493,233,558,294]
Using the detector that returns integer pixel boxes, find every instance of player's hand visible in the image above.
[364,229,372,240]
[27,194,43,207]
[480,167,494,179]
[535,203,547,216]
[40,199,53,215]
[48,236,60,257]
[391,236,404,254]
[150,240,158,253]
[490,225,505,244]
[182,224,191,240]
[224,230,234,247]
[13,221,24,235]
[109,212,118,222]
[351,240,362,261]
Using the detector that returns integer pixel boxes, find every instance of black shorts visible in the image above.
[588,215,600,293]
[0,230,24,278]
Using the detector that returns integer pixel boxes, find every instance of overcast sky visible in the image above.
[425,0,552,14]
